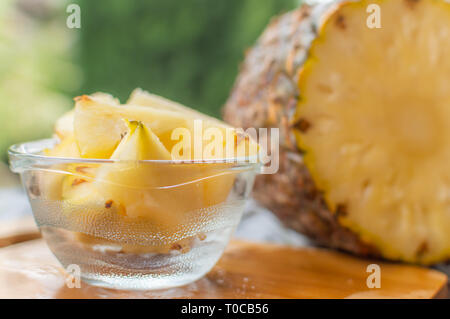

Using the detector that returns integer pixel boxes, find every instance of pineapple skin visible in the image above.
[223,3,380,258]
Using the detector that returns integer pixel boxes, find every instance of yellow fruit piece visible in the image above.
[59,163,127,238]
[54,110,74,141]
[74,94,190,159]
[54,93,118,141]
[110,120,172,161]
[44,135,80,158]
[40,136,81,200]
[128,88,228,128]
[91,91,120,105]
[67,90,258,162]
[61,164,99,202]
[94,120,171,220]
[95,121,235,227]
[128,88,252,161]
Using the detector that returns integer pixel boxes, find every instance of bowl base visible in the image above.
[80,272,206,291]
[39,225,235,291]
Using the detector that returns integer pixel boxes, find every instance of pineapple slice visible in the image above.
[128,88,228,128]
[74,95,189,158]
[61,164,100,203]
[40,135,81,200]
[294,0,450,264]
[95,121,234,225]
[94,119,188,225]
[44,134,80,158]
[75,91,256,161]
[128,88,244,160]
[109,120,172,161]
[94,120,173,221]
[54,92,119,140]
[60,164,126,235]
[54,110,74,141]
[90,91,120,105]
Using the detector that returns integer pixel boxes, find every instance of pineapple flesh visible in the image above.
[225,0,450,264]
[297,0,450,264]
[73,95,190,159]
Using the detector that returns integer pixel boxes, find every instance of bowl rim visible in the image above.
[8,138,261,169]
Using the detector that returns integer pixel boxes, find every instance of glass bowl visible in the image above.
[8,139,259,290]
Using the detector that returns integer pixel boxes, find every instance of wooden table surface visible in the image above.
[0,238,447,299]
[0,217,40,248]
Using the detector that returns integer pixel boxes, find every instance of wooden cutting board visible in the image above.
[0,238,446,299]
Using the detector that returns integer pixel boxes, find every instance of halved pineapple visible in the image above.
[293,0,450,264]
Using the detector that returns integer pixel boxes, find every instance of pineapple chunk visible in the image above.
[128,88,228,128]
[54,110,74,141]
[95,121,234,225]
[40,135,81,200]
[74,95,189,158]
[73,90,258,161]
[109,120,172,161]
[294,0,450,263]
[89,121,172,222]
[54,93,119,140]
[59,166,123,241]
[44,134,80,158]
[127,88,253,161]
[61,164,100,203]
[90,92,120,105]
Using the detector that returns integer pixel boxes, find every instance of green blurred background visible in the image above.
[0,0,299,164]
